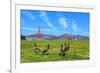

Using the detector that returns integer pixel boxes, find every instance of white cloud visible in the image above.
[22,27,57,34]
[39,11,56,29]
[59,17,68,28]
[22,11,35,20]
[72,20,77,32]
[47,22,55,29]
[27,12,35,20]
[22,27,37,31]
[40,11,48,21]
[81,31,89,36]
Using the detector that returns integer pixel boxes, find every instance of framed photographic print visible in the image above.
[11,0,96,73]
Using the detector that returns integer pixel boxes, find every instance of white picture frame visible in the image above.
[11,1,96,73]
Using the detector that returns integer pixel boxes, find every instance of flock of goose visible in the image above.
[33,42,70,56]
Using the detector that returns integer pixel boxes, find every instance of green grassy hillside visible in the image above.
[21,40,89,63]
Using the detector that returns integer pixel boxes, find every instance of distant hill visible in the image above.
[25,33,89,40]
[58,34,76,40]
[76,35,89,40]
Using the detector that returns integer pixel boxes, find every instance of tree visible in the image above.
[21,35,26,40]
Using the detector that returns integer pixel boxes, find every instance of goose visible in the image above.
[59,44,66,56]
[33,43,41,53]
[64,42,70,52]
[42,44,50,55]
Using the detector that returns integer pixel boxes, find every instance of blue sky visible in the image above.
[21,9,90,36]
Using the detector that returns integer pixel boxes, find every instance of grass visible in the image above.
[21,40,89,63]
